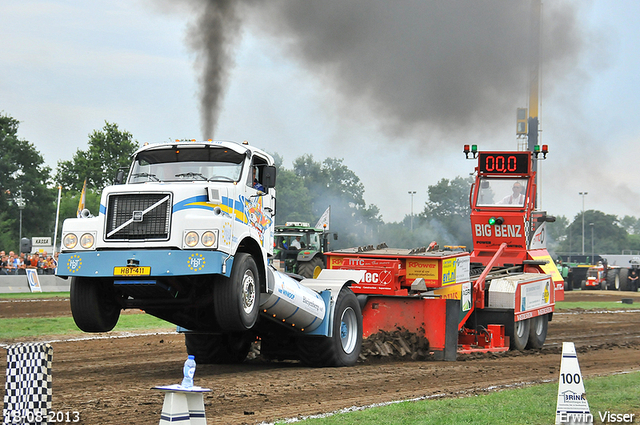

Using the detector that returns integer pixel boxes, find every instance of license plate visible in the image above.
[113,266,151,276]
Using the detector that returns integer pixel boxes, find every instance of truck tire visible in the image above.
[619,268,630,291]
[297,286,362,367]
[510,318,530,351]
[606,269,620,291]
[298,256,324,279]
[185,332,252,364]
[214,253,259,331]
[580,280,587,290]
[526,314,548,349]
[70,277,120,332]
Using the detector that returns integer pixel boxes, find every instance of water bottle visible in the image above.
[181,355,196,388]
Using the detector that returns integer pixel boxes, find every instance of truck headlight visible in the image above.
[185,231,199,247]
[63,233,78,249]
[202,231,216,247]
[80,233,95,249]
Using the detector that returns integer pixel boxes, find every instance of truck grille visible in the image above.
[105,193,172,240]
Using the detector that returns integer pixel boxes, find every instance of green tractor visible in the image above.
[273,222,336,278]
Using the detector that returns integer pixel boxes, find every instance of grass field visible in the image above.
[556,301,640,310]
[0,315,174,340]
[0,292,173,340]
[282,372,640,424]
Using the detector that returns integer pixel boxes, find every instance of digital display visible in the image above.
[478,153,530,174]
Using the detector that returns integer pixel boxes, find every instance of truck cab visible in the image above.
[466,147,565,301]
[57,140,277,333]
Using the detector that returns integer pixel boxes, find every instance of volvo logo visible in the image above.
[132,211,143,222]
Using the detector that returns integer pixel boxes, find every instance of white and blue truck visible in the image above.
[57,140,364,366]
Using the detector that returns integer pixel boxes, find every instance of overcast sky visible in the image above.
[1,0,639,224]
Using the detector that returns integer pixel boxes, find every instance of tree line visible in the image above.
[1,111,639,255]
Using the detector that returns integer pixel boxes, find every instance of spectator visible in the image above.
[44,255,56,275]
[16,253,26,275]
[27,253,42,274]
[6,252,17,275]
[0,254,8,275]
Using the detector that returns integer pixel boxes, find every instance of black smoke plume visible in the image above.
[181,0,584,140]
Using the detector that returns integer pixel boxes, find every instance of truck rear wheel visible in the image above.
[70,277,120,332]
[297,286,362,367]
[526,314,548,349]
[298,256,324,279]
[214,253,259,332]
[510,318,530,351]
[185,332,252,364]
[619,269,630,291]
[606,269,620,291]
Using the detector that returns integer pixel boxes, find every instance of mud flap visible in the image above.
[433,299,459,361]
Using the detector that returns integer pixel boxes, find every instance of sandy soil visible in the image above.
[2,290,640,424]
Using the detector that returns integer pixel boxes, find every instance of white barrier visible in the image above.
[3,342,53,425]
[0,276,70,294]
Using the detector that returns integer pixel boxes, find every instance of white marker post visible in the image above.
[556,342,592,424]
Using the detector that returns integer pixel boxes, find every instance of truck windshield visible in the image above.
[476,178,527,207]
[129,147,245,183]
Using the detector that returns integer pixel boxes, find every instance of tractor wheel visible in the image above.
[298,256,324,279]
[70,277,121,332]
[564,277,573,291]
[619,268,630,291]
[185,332,252,364]
[606,269,620,291]
[214,253,259,331]
[297,286,362,367]
[526,314,548,349]
[510,318,530,351]
[580,280,587,290]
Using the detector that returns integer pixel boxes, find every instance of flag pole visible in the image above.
[53,185,62,254]
[77,178,87,217]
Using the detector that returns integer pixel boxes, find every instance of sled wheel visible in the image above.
[526,314,548,349]
[510,317,530,351]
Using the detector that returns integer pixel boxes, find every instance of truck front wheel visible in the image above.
[297,286,362,367]
[214,253,259,332]
[70,277,121,332]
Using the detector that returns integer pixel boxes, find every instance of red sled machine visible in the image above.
[326,146,563,360]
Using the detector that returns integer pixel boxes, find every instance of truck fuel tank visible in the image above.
[260,268,326,332]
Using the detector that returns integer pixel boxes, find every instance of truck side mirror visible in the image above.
[114,167,127,185]
[262,166,277,189]
[536,215,556,223]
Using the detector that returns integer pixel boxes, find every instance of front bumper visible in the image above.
[57,250,233,278]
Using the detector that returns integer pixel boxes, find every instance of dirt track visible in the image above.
[2,291,640,424]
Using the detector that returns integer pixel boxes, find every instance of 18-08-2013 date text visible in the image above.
[4,410,80,423]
